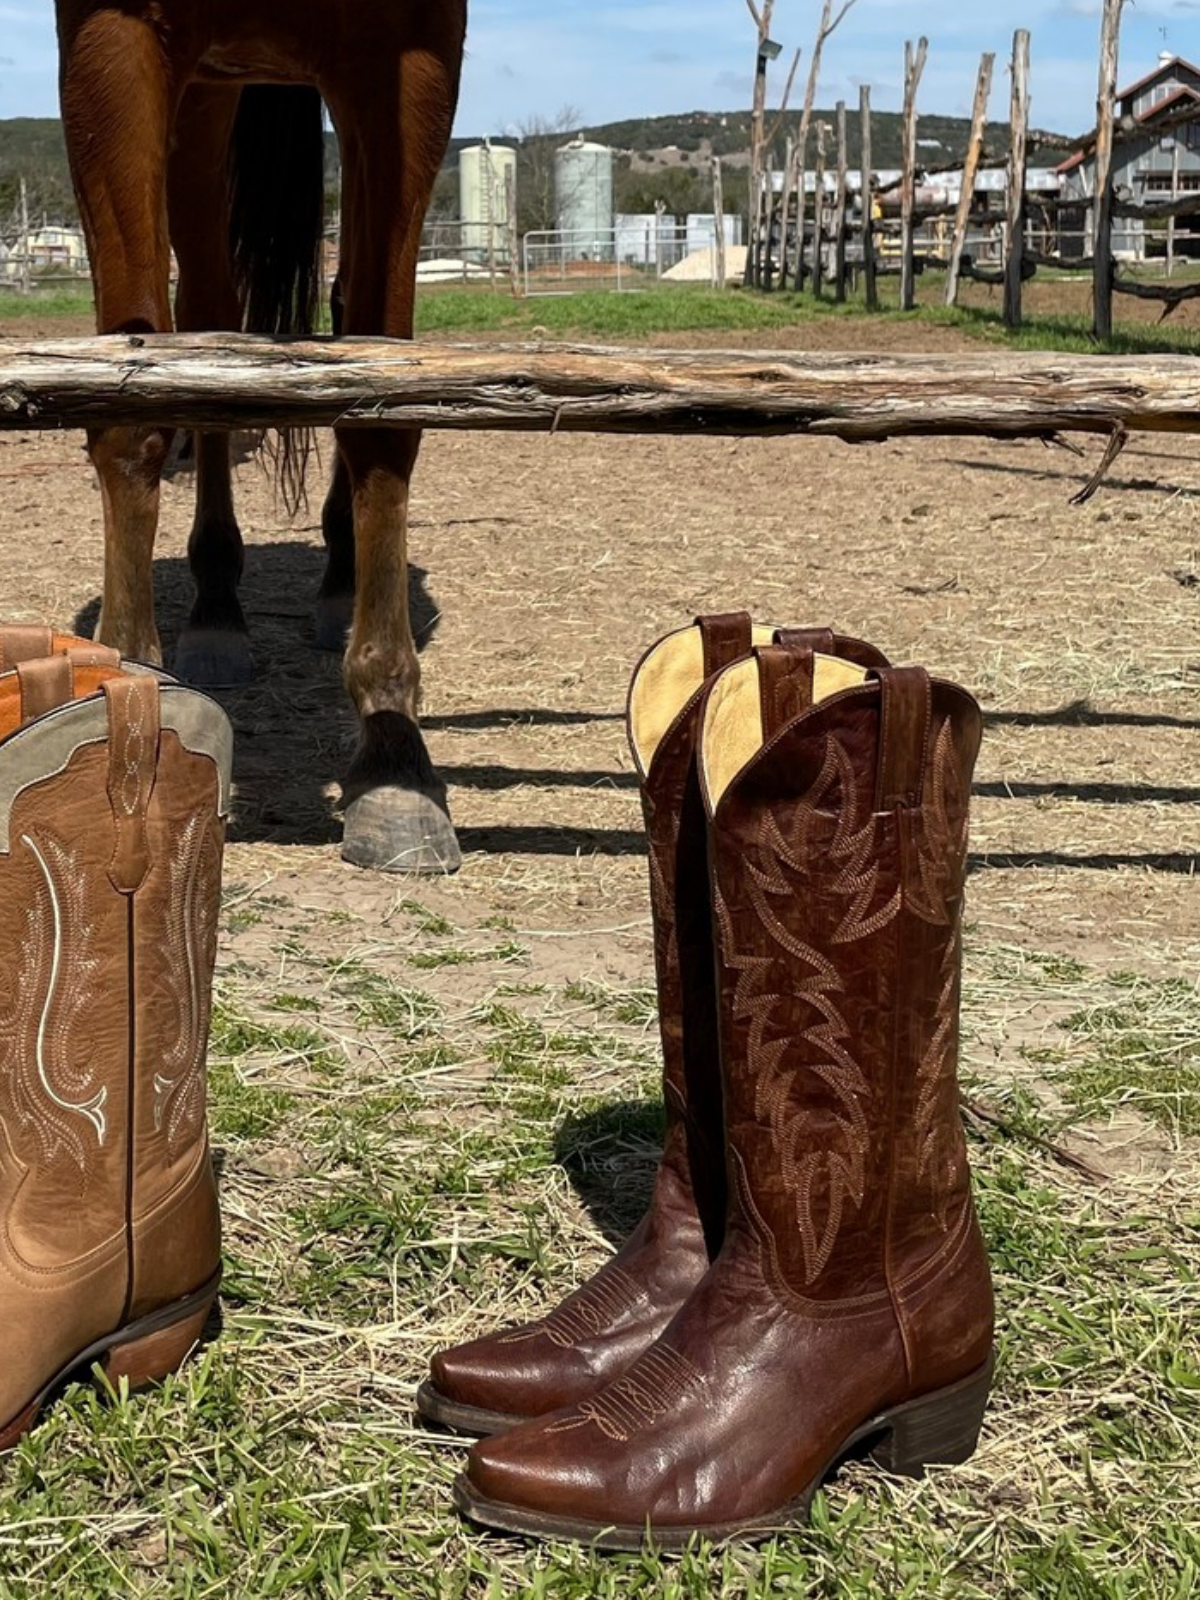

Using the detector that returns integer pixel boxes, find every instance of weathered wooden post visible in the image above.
[1092,0,1123,340]
[10,336,1200,446]
[712,156,728,290]
[743,1,799,290]
[945,53,995,307]
[505,167,520,298]
[786,0,860,291]
[900,37,929,312]
[763,147,778,291]
[813,120,829,297]
[860,86,878,310]
[1004,29,1031,329]
[834,101,849,302]
[18,178,31,299]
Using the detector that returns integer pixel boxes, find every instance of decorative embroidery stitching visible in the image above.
[153,813,221,1153]
[914,920,966,1233]
[546,1342,706,1441]
[119,688,145,817]
[908,721,971,1230]
[716,736,896,1287]
[499,1264,645,1348]
[0,832,107,1171]
[907,721,967,929]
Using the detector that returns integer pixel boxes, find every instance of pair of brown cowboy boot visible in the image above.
[0,625,230,1447]
[421,614,994,1548]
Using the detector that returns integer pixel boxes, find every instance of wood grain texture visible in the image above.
[2,333,1200,441]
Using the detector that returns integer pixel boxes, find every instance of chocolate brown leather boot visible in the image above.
[456,649,994,1546]
[419,620,887,1437]
[0,656,231,1447]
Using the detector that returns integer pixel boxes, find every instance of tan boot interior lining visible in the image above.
[629,622,775,776]
[702,652,870,807]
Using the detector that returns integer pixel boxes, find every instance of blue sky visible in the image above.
[1,0,1196,137]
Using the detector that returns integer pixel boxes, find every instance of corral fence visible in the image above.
[523,220,740,297]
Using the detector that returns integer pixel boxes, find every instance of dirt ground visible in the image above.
[3,314,1197,1141]
[3,311,1196,953]
[3,310,1198,1017]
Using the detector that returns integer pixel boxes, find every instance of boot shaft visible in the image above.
[627,618,889,1251]
[0,670,230,1289]
[701,651,982,1304]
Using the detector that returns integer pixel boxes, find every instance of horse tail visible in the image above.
[229,85,326,504]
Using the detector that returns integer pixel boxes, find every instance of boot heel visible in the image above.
[103,1296,216,1390]
[870,1356,993,1477]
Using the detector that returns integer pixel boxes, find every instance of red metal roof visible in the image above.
[1116,54,1200,103]
[1055,78,1200,173]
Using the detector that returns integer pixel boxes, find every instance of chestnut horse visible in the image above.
[54,1,468,871]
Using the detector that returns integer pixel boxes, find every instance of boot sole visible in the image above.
[0,1270,222,1451]
[416,1380,523,1438]
[453,1353,994,1551]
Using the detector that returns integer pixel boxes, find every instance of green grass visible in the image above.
[0,937,1195,1597]
[6,275,1199,356]
[0,286,94,319]
[415,280,1200,356]
[1055,973,1200,1139]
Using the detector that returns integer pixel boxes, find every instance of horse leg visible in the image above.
[314,451,355,653]
[326,63,461,873]
[313,274,356,653]
[169,85,255,688]
[59,12,177,661]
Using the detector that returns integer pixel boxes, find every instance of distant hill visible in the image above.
[1,107,1075,232]
[569,107,1073,171]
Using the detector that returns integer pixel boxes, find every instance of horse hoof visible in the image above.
[312,598,353,655]
[342,784,462,875]
[174,629,256,690]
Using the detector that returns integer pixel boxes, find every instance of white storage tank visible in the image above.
[459,142,517,259]
[555,139,615,253]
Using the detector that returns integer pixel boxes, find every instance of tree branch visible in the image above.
[824,0,860,41]
[765,48,803,145]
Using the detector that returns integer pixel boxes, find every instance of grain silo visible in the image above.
[459,141,517,260]
[555,139,614,252]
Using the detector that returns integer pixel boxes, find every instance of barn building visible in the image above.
[1057,53,1200,261]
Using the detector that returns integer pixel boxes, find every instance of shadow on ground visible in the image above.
[74,542,441,849]
[554,1100,662,1249]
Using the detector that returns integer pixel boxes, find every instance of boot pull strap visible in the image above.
[65,644,122,668]
[696,612,753,678]
[756,645,815,741]
[871,665,932,811]
[0,625,54,668]
[101,676,161,895]
[16,656,74,722]
[773,627,835,654]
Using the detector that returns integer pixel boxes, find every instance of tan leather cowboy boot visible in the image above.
[455,648,994,1546]
[0,625,124,681]
[0,625,103,670]
[0,655,231,1448]
[419,619,888,1437]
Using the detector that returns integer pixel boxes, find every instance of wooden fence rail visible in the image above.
[1,334,1200,444]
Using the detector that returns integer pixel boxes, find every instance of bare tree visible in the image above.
[783,0,860,290]
[744,0,800,287]
[514,105,585,236]
[899,36,929,311]
[1093,0,1123,339]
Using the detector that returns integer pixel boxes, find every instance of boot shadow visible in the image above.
[553,1100,664,1248]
